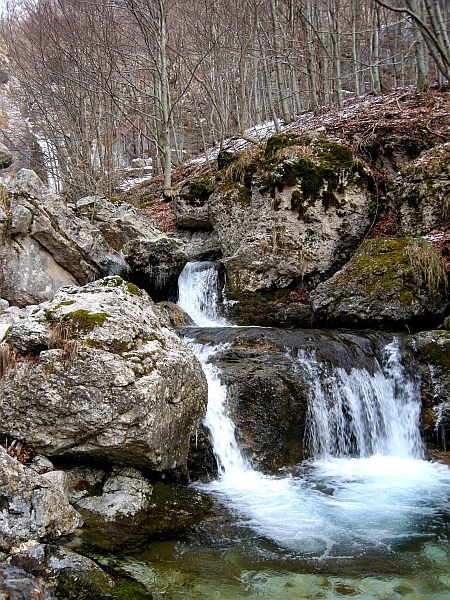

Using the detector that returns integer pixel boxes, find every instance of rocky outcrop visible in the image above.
[123,237,188,302]
[1,170,128,306]
[0,277,208,473]
[172,135,374,300]
[0,446,82,551]
[76,195,162,251]
[310,237,448,328]
[391,142,450,236]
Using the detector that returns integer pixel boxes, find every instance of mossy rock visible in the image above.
[57,568,114,599]
[182,176,216,207]
[311,237,448,329]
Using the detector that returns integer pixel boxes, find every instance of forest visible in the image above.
[1,0,449,199]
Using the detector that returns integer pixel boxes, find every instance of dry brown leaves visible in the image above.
[3,438,36,464]
[141,199,178,232]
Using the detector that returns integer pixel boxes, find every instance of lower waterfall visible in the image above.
[188,336,450,558]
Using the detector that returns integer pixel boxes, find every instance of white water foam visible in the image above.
[189,338,450,557]
[178,262,229,327]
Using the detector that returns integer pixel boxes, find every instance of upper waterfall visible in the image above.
[178,261,229,327]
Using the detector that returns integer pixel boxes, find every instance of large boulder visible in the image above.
[310,237,448,328]
[123,237,188,302]
[1,170,128,306]
[170,177,214,229]
[172,135,374,296]
[0,277,208,473]
[0,446,82,551]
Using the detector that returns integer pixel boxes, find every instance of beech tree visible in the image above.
[2,0,448,197]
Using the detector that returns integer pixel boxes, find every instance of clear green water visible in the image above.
[86,522,450,599]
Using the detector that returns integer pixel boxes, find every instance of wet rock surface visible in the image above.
[408,330,450,451]
[182,327,393,472]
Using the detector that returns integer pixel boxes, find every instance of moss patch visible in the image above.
[64,310,108,328]
[183,176,215,206]
[126,282,142,296]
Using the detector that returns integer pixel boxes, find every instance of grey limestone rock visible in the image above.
[310,238,448,328]
[76,195,162,251]
[74,466,152,522]
[0,277,208,472]
[9,543,114,599]
[1,170,128,307]
[390,143,450,236]
[0,143,12,170]
[0,447,83,551]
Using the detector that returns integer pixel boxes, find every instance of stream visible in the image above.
[92,262,450,599]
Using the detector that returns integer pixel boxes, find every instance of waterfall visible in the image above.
[187,342,249,477]
[300,339,423,460]
[187,333,450,556]
[178,261,228,327]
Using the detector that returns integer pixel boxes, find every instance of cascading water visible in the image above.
[178,261,228,327]
[101,269,450,600]
[190,335,450,557]
[299,340,423,460]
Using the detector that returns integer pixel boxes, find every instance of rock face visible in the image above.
[172,135,374,298]
[0,277,208,472]
[0,447,82,551]
[123,237,188,302]
[1,170,128,306]
[391,142,450,236]
[408,330,450,451]
[310,238,448,328]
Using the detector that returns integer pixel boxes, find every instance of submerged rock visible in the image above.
[0,447,82,551]
[0,277,208,473]
[310,237,448,328]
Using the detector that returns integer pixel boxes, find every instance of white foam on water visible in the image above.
[189,337,450,558]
